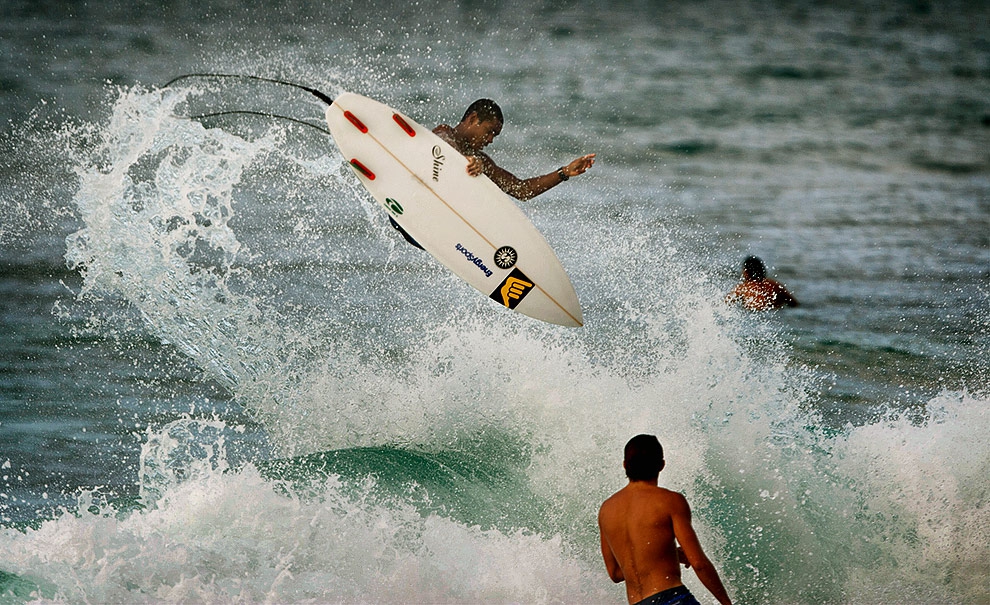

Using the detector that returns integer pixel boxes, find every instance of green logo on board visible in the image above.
[385,198,404,215]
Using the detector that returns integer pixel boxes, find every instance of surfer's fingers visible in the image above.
[569,154,595,174]
[466,156,483,176]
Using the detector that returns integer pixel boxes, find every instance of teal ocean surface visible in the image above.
[1,1,988,603]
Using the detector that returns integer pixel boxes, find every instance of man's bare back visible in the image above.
[725,278,798,311]
[598,483,687,601]
[598,435,732,605]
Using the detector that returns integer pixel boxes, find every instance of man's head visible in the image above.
[462,98,503,125]
[457,99,504,151]
[623,434,665,481]
[742,255,766,281]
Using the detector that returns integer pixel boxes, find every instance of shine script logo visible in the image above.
[431,146,445,182]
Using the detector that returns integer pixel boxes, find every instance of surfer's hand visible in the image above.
[466,155,483,177]
[564,153,596,178]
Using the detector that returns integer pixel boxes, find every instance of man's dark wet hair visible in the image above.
[463,99,503,125]
[743,255,766,280]
[624,434,665,481]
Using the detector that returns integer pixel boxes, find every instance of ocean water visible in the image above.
[1,0,988,603]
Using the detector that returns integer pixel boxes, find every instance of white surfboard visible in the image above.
[325,92,583,327]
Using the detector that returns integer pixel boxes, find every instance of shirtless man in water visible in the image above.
[598,435,732,605]
[724,255,799,311]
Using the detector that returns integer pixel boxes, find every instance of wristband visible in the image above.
[557,167,569,181]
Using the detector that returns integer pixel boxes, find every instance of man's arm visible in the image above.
[670,494,732,605]
[598,512,625,583]
[474,153,596,201]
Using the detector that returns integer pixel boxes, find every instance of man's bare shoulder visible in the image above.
[601,483,687,512]
[646,485,688,509]
[433,123,454,144]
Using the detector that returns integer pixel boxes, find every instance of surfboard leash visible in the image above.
[186,110,331,135]
[162,73,335,106]
[163,73,336,133]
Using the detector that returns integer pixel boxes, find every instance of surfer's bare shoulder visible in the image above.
[433,123,454,140]
[433,123,492,177]
[432,123,484,156]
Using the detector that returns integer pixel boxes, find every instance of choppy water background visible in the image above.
[1,1,988,603]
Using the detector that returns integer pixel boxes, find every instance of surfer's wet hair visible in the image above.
[624,434,665,481]
[743,256,767,280]
[463,99,503,125]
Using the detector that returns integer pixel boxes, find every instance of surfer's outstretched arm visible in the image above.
[471,152,596,201]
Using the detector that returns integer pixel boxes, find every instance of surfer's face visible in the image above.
[465,115,502,151]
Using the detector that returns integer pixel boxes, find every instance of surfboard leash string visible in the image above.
[162,73,336,134]
[185,110,331,136]
[162,73,335,105]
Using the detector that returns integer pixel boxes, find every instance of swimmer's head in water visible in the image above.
[743,255,767,280]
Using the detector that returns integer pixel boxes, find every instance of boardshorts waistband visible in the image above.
[632,585,701,605]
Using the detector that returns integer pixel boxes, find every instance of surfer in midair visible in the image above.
[164,76,595,198]
[392,98,595,248]
[433,99,596,200]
